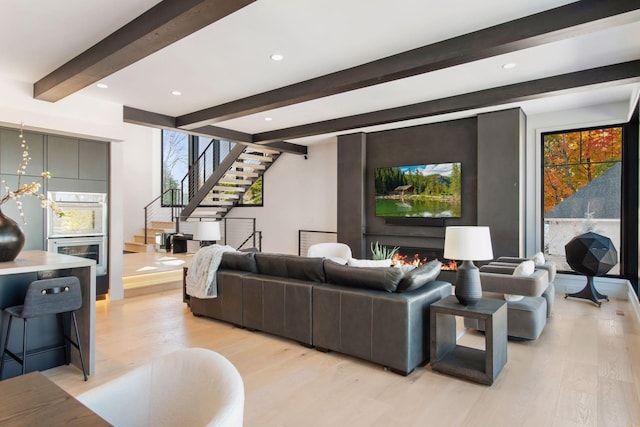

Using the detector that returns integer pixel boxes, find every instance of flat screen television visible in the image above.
[374,162,461,218]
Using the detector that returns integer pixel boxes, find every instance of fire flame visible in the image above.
[391,253,457,271]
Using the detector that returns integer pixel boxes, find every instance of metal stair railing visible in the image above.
[223,218,261,251]
[143,188,183,244]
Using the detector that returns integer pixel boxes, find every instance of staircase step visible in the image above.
[246,146,279,155]
[151,221,175,229]
[219,178,251,186]
[208,193,240,199]
[191,211,224,219]
[212,185,245,192]
[239,153,274,163]
[134,234,154,244]
[233,161,265,170]
[225,170,259,178]
[207,200,234,206]
[124,241,155,253]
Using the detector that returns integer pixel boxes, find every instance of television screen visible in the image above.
[374,162,461,218]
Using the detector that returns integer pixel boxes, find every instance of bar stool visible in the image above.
[0,276,87,381]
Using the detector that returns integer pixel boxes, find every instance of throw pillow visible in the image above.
[530,251,545,266]
[396,260,441,292]
[506,260,535,302]
[347,258,392,268]
[512,260,535,276]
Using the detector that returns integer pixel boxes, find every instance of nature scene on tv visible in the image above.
[374,163,461,218]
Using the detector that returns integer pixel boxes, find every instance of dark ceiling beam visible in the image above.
[251,60,640,144]
[34,0,255,102]
[123,106,307,155]
[176,0,640,129]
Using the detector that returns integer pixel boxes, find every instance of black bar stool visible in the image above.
[0,276,87,381]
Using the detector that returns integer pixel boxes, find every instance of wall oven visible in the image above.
[46,192,109,295]
[47,192,107,237]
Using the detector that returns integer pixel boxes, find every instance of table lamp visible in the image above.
[444,226,494,306]
[194,221,221,247]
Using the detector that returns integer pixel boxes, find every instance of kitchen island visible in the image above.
[0,251,96,380]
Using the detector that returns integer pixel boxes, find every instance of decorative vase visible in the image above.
[0,210,25,262]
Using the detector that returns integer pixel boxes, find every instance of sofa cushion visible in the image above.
[323,260,403,293]
[396,260,441,292]
[220,251,258,273]
[255,253,326,282]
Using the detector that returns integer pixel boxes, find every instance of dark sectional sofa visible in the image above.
[185,252,452,375]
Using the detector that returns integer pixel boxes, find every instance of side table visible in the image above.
[430,295,507,385]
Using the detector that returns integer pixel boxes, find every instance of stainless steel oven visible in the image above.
[47,192,107,237]
[48,236,107,276]
[46,192,109,295]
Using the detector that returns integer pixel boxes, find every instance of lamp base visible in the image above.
[455,260,482,306]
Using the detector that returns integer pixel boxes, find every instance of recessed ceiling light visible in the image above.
[265,117,273,121]
[96,83,108,89]
[502,63,516,69]
[171,90,182,96]
[270,54,284,61]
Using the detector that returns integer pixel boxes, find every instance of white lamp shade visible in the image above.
[443,226,493,261]
[194,221,221,241]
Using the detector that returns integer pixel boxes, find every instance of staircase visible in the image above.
[124,221,175,253]
[124,141,280,253]
[182,144,279,220]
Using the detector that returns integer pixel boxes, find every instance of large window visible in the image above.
[542,126,623,274]
[161,130,189,205]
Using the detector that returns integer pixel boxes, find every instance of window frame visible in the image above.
[540,123,624,277]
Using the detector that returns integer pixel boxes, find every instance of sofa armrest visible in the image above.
[479,269,548,297]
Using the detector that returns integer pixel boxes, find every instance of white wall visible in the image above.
[226,138,338,254]
[524,101,630,256]
[121,124,160,241]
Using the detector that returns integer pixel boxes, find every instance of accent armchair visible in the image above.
[307,242,353,264]
[77,348,244,427]
[464,265,550,340]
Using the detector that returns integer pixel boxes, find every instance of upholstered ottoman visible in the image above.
[464,296,547,340]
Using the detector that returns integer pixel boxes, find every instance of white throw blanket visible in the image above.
[186,244,236,299]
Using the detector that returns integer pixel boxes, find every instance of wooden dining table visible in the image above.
[0,372,109,426]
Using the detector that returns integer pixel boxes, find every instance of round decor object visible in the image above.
[565,232,617,277]
[0,210,25,262]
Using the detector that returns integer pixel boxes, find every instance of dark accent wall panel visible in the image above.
[364,118,478,252]
[337,133,366,258]
[477,108,524,258]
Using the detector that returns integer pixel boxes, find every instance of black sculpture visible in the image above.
[564,232,617,306]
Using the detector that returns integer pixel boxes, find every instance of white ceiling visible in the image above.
[1,0,639,145]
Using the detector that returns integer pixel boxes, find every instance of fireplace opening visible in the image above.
[391,246,457,271]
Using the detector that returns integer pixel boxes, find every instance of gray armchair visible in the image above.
[464,265,550,340]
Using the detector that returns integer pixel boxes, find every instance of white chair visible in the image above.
[77,348,244,427]
[307,242,353,264]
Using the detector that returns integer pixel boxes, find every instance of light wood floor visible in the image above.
[44,289,640,427]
